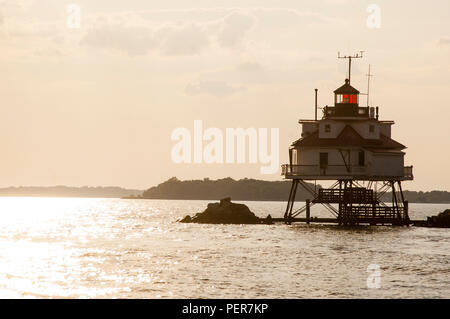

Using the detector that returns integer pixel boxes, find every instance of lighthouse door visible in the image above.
[320,152,328,167]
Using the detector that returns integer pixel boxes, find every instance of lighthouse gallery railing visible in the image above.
[281,164,413,179]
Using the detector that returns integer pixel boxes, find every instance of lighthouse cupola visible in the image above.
[323,78,369,118]
[334,78,359,106]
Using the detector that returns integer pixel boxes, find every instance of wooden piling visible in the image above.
[306,199,310,224]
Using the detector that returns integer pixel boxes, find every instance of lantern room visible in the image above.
[334,79,360,106]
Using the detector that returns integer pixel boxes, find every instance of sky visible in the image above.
[0,0,449,191]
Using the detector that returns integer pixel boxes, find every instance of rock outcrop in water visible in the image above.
[180,197,263,224]
[428,209,450,228]
[415,209,450,228]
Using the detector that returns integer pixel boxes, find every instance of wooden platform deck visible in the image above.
[269,217,426,226]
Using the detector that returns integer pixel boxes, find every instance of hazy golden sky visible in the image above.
[1,0,449,191]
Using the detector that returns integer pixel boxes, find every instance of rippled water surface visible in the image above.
[0,197,448,298]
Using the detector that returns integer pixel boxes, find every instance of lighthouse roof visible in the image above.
[334,79,360,94]
[292,125,406,149]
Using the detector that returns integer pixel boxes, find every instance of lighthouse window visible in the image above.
[336,94,358,104]
[358,151,365,166]
[343,95,350,103]
[320,152,328,167]
[325,124,331,133]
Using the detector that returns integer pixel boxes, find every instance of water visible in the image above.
[0,197,448,298]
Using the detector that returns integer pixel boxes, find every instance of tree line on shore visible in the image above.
[141,177,450,203]
[142,177,318,201]
[1,178,448,203]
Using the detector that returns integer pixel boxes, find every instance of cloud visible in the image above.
[80,21,211,56]
[79,11,256,56]
[157,23,210,56]
[185,80,244,97]
[253,8,328,26]
[4,7,332,58]
[217,12,255,48]
[80,24,157,56]
[438,37,450,46]
[237,62,264,72]
[34,47,62,57]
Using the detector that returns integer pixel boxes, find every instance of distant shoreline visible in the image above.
[0,194,132,199]
[1,178,450,204]
[0,186,142,199]
[138,177,450,204]
[0,194,449,205]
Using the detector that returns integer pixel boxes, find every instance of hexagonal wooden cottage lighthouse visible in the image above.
[281,58,413,226]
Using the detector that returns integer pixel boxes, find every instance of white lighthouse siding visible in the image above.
[291,146,405,178]
[379,122,392,138]
[292,148,344,165]
[370,151,404,177]
[351,121,379,139]
[294,147,365,166]
[295,147,361,166]
[292,147,365,176]
[301,123,318,137]
[317,120,383,140]
[318,120,346,138]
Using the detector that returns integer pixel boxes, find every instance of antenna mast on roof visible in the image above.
[338,51,364,84]
[365,64,374,107]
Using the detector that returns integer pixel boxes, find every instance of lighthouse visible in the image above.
[281,55,413,226]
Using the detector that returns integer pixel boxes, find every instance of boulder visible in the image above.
[423,209,450,228]
[180,215,191,223]
[434,209,450,227]
[180,197,261,224]
[264,214,273,225]
[437,209,450,219]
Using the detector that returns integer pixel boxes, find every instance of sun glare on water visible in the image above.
[0,197,126,298]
